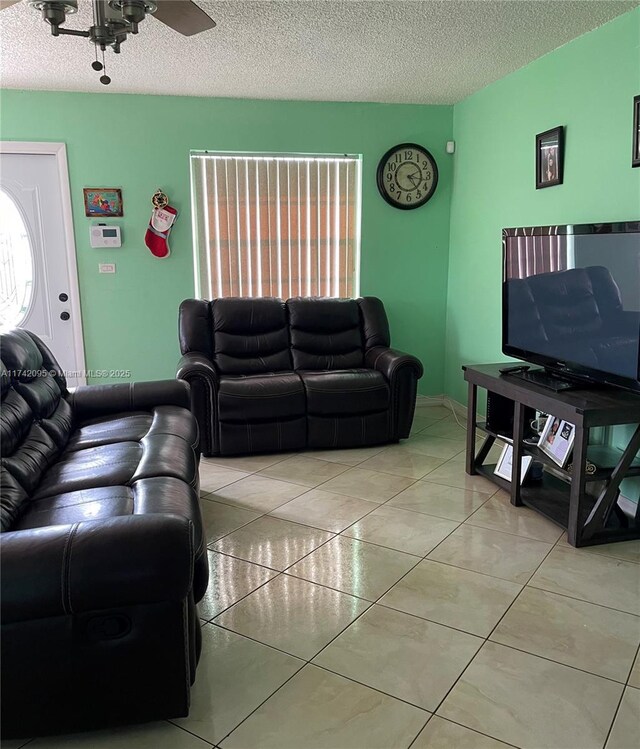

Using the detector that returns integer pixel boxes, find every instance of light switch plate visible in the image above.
[99,263,116,274]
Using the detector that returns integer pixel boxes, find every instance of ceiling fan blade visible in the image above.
[0,1,21,10]
[153,0,216,36]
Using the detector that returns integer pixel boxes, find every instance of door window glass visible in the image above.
[0,189,34,330]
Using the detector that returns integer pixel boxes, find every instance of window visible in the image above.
[0,189,34,330]
[191,152,361,298]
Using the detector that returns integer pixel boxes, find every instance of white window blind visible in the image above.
[190,153,361,298]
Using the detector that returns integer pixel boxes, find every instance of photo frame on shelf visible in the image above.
[494,443,533,484]
[83,188,123,217]
[632,95,640,168]
[535,126,564,188]
[537,415,575,467]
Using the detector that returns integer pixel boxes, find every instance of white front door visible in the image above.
[0,143,85,385]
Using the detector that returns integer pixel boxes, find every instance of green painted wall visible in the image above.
[0,91,452,393]
[445,8,640,404]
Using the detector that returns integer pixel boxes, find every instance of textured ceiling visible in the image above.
[0,1,636,104]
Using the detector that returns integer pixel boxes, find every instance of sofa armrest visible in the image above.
[365,346,424,381]
[365,347,424,440]
[1,514,194,625]
[177,352,219,384]
[70,379,191,422]
[176,353,219,457]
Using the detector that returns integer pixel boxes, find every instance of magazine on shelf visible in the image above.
[537,415,575,467]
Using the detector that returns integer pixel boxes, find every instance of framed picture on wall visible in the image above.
[83,188,123,217]
[633,95,640,168]
[535,126,564,188]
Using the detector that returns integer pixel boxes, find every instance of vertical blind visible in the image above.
[191,153,361,298]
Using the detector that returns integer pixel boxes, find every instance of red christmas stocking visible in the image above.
[145,204,177,258]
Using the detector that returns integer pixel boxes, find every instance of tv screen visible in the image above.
[502,221,640,392]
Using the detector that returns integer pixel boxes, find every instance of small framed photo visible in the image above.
[494,443,533,484]
[537,415,575,467]
[632,95,640,168]
[536,126,564,188]
[83,188,123,217]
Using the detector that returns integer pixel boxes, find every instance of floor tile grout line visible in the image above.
[309,660,433,714]
[201,566,284,623]
[206,632,309,746]
[166,716,221,746]
[601,676,631,749]
[525,580,640,617]
[460,516,563,545]
[373,599,506,640]
[412,715,522,749]
[476,526,561,646]
[483,638,637,686]
[208,620,308,664]
[625,642,640,686]
[405,715,434,749]
[422,543,551,587]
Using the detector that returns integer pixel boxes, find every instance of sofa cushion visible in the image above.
[218,373,306,421]
[212,297,292,375]
[15,477,201,542]
[15,485,135,530]
[300,369,389,415]
[32,442,143,500]
[66,406,198,452]
[288,297,364,370]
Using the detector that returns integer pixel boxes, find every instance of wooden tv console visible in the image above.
[463,364,640,547]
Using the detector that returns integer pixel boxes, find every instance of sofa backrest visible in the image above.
[179,295,392,375]
[287,297,365,370]
[0,330,72,531]
[213,297,292,375]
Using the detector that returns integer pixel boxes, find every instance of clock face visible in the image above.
[376,143,439,209]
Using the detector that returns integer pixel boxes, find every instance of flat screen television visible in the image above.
[502,221,640,392]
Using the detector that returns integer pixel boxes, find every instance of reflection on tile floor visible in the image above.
[15,401,640,748]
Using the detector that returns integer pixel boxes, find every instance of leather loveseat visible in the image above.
[177,296,423,456]
[0,329,208,738]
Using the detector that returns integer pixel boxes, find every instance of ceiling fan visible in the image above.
[0,0,216,84]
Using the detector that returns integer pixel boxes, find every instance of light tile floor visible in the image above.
[9,400,640,749]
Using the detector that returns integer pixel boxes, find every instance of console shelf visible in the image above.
[464,364,640,547]
[477,422,640,483]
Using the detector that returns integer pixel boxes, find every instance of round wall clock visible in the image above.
[376,143,439,210]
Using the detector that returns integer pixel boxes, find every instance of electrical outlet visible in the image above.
[99,263,116,274]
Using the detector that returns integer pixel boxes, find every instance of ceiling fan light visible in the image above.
[108,0,156,23]
[28,0,77,13]
[28,0,77,27]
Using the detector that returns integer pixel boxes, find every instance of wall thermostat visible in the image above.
[90,224,122,248]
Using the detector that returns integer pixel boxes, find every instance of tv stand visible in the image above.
[512,367,580,392]
[463,363,640,547]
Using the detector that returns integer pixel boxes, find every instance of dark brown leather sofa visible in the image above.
[177,296,424,456]
[0,329,208,738]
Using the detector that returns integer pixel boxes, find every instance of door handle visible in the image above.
[60,311,70,321]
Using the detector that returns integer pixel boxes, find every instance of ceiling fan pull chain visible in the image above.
[100,47,111,85]
[91,40,103,71]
